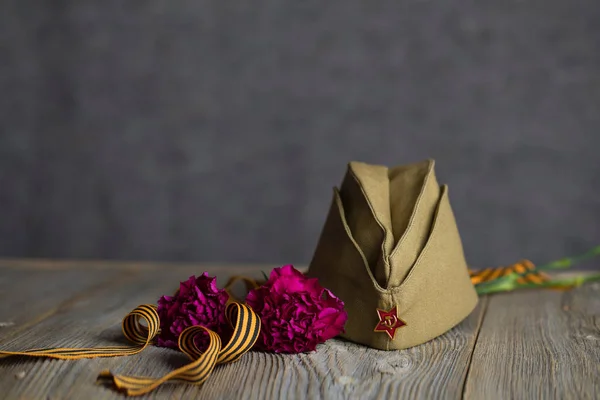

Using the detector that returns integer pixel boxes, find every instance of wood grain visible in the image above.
[2,260,598,399]
[0,262,486,399]
[0,262,253,399]
[196,300,486,400]
[45,301,487,400]
[0,266,127,338]
[463,282,600,399]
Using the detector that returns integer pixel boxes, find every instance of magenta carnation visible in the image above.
[246,265,347,353]
[156,273,229,350]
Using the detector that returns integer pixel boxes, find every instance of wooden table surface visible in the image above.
[0,259,598,400]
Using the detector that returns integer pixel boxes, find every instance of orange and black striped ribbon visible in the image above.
[223,275,263,303]
[0,302,260,396]
[469,259,549,286]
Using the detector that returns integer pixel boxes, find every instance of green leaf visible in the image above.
[538,245,600,271]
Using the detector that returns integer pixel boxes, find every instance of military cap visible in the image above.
[307,160,478,350]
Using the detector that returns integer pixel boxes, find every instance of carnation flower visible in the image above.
[246,265,347,353]
[156,273,229,350]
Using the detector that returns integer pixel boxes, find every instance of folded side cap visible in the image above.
[308,162,477,350]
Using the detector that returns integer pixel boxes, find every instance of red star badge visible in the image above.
[374,306,406,339]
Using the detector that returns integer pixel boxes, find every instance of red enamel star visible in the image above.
[374,306,407,339]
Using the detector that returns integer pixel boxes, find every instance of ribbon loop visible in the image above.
[178,325,213,360]
[99,301,260,396]
[121,304,159,345]
[218,303,260,364]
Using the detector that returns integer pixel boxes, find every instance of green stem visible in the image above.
[475,273,520,295]
[476,273,600,295]
[536,245,600,271]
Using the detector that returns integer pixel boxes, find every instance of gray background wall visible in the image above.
[1,1,599,269]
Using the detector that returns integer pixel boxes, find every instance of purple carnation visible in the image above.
[156,273,229,350]
[246,265,347,353]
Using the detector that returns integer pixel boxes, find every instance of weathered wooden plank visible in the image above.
[1,263,487,399]
[47,301,487,400]
[57,298,486,399]
[194,299,487,400]
[0,264,262,399]
[0,266,127,338]
[0,261,265,336]
[0,267,157,399]
[464,282,600,399]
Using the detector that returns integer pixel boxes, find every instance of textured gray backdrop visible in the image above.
[1,1,599,269]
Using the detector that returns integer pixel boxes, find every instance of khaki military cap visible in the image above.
[307,160,478,350]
